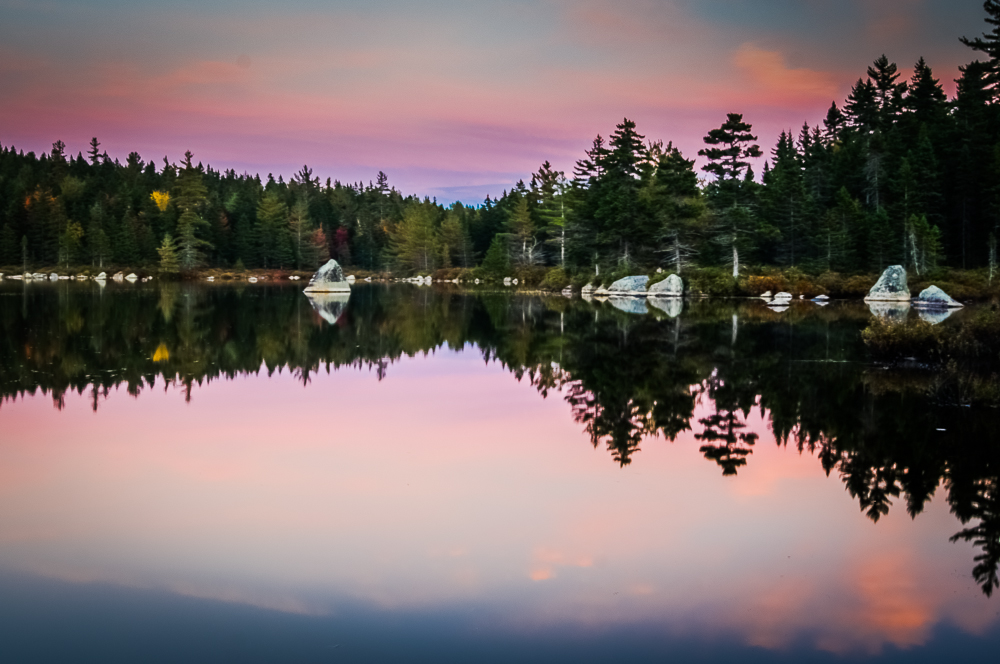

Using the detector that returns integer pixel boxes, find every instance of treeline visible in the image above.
[4,4,1000,277]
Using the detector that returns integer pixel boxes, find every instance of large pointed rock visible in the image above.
[865,265,910,302]
[303,259,351,293]
[649,274,683,297]
[607,275,649,296]
[914,285,963,308]
[305,292,350,325]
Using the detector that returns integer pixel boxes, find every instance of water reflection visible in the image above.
[0,281,997,658]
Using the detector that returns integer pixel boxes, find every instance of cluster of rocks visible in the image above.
[861,265,965,324]
[586,274,685,298]
[758,291,830,313]
[1,271,151,284]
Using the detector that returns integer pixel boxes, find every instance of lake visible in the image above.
[0,280,997,662]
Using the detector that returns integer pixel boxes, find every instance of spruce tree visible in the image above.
[961,0,1000,97]
[173,151,212,271]
[157,233,180,273]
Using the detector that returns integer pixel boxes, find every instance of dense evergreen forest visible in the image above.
[4,3,1000,282]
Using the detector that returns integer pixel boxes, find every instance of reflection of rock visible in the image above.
[608,275,649,296]
[917,307,956,325]
[768,305,790,313]
[609,297,648,315]
[865,265,910,301]
[914,285,963,308]
[868,301,910,323]
[304,259,351,293]
[813,301,829,307]
[649,274,683,296]
[305,292,351,325]
[649,297,682,317]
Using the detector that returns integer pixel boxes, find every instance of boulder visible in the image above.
[503,277,512,286]
[594,285,609,296]
[206,276,215,282]
[96,272,107,280]
[305,292,350,325]
[346,275,356,283]
[561,287,574,298]
[607,275,649,296]
[609,297,648,315]
[649,274,683,297]
[125,273,138,282]
[865,265,910,302]
[49,273,59,280]
[303,259,351,293]
[112,272,124,281]
[813,294,829,301]
[773,292,793,301]
[648,297,682,318]
[914,285,963,308]
[248,277,258,283]
[581,283,595,294]
[760,290,772,299]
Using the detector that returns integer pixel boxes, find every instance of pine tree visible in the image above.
[480,234,510,277]
[173,151,212,271]
[157,233,180,273]
[505,195,539,265]
[763,131,811,267]
[87,137,101,166]
[643,144,704,274]
[256,191,290,268]
[0,224,17,266]
[288,197,319,270]
[700,114,762,276]
[390,202,438,273]
[961,0,1000,97]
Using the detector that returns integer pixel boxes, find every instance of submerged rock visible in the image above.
[649,274,683,297]
[305,292,350,325]
[914,285,963,308]
[648,297,682,317]
[607,275,649,295]
[304,259,351,293]
[609,297,648,315]
[867,301,910,323]
[865,265,910,301]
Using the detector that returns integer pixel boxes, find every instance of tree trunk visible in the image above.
[732,245,739,278]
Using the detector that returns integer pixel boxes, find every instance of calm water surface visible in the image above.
[0,281,998,662]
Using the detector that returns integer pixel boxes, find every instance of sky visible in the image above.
[0,0,989,204]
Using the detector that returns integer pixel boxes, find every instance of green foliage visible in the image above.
[479,235,510,278]
[157,233,180,274]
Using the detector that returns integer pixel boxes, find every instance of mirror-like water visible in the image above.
[0,281,997,662]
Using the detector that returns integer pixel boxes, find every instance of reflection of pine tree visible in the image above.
[695,401,758,476]
[949,478,1000,597]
